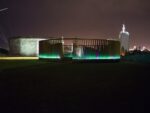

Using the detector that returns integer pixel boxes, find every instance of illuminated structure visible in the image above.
[119,24,130,55]
[9,37,120,60]
[39,38,120,60]
[9,37,46,56]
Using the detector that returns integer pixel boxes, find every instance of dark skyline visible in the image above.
[0,0,150,49]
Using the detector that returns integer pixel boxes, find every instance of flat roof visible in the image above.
[9,36,119,41]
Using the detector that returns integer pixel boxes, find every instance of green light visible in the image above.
[39,54,61,59]
[39,54,120,60]
[73,55,120,60]
[38,53,120,60]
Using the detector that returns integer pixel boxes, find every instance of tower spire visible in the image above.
[122,24,126,33]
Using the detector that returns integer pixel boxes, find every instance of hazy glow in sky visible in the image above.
[0,0,150,48]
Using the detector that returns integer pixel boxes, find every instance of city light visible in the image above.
[141,46,146,51]
[129,45,137,51]
[129,45,150,52]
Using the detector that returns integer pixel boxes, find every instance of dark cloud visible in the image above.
[0,0,150,48]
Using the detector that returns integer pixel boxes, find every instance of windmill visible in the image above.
[0,8,9,51]
[0,8,8,12]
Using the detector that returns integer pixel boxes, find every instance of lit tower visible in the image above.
[119,24,130,55]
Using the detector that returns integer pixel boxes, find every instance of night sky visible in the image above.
[0,0,150,49]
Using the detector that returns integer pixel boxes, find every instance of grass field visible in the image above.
[0,60,149,113]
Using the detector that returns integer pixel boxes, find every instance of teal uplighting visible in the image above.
[73,55,120,60]
[39,54,120,60]
[39,54,61,59]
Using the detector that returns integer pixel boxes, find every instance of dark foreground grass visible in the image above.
[0,60,149,113]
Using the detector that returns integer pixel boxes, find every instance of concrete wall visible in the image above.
[9,38,45,56]
[39,40,63,59]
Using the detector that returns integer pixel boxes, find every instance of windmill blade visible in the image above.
[0,8,9,50]
[0,8,8,12]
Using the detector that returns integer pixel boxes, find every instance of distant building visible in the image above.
[119,24,130,55]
